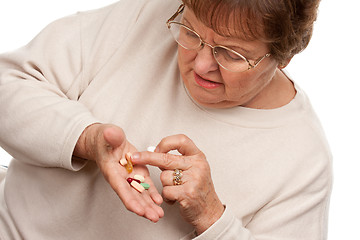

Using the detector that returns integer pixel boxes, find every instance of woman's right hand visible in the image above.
[73,123,164,222]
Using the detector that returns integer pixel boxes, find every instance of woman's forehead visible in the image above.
[183,7,268,55]
[183,5,263,42]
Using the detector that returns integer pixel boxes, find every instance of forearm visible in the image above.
[0,12,103,170]
[0,80,99,169]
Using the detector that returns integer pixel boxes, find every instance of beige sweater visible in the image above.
[0,0,332,239]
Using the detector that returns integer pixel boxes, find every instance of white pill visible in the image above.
[120,158,127,166]
[147,146,156,152]
[133,174,145,183]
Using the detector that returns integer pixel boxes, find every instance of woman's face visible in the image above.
[178,8,281,109]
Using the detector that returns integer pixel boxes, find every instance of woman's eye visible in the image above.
[224,49,243,61]
[185,30,198,39]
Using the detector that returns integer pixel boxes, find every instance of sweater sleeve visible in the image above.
[0,13,100,171]
[183,147,332,239]
[181,206,255,240]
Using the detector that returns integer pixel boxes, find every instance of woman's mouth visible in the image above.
[194,73,222,89]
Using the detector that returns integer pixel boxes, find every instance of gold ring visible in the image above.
[173,169,183,185]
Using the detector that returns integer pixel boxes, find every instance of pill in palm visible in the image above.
[131,180,145,193]
[127,178,141,184]
[119,158,127,166]
[147,146,156,152]
[133,174,145,183]
[140,183,150,190]
[124,152,133,173]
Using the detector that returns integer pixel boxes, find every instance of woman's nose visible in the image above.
[193,45,219,75]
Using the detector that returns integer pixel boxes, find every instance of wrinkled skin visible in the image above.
[131,134,225,234]
[74,123,164,222]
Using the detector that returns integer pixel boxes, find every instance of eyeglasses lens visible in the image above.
[169,23,248,72]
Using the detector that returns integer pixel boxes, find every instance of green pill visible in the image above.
[140,183,150,190]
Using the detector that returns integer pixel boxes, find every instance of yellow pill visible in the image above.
[125,152,133,173]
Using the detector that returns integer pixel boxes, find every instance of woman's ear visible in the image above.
[278,58,292,69]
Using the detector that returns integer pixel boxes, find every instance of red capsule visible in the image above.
[127,178,141,184]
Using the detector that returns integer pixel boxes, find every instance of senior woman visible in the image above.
[0,0,332,239]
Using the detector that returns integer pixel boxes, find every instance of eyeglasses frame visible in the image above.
[166,4,271,72]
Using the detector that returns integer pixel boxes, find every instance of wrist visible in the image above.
[194,198,225,235]
[73,123,101,160]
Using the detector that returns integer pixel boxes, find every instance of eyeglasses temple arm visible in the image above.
[167,4,185,25]
[251,53,271,68]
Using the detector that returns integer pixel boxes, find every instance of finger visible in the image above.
[159,170,183,186]
[136,192,161,222]
[103,126,126,149]
[124,175,164,222]
[160,170,173,186]
[156,134,201,156]
[141,192,165,222]
[104,163,146,216]
[161,169,190,187]
[131,151,190,171]
[145,176,164,205]
[152,201,165,219]
[162,186,182,203]
[116,165,164,221]
[108,169,163,222]
[163,198,176,205]
[121,176,163,222]
[130,164,163,205]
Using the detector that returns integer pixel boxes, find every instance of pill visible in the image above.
[119,158,127,166]
[125,162,133,173]
[124,152,133,173]
[147,146,156,152]
[133,174,145,183]
[127,178,141,184]
[140,182,150,190]
[131,180,145,193]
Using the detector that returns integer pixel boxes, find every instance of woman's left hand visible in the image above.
[131,134,225,234]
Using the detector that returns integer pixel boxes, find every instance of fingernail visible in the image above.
[131,152,140,161]
[154,146,159,153]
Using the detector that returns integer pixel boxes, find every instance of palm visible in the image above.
[97,126,164,222]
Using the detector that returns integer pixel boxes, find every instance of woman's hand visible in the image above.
[73,123,164,222]
[131,134,225,234]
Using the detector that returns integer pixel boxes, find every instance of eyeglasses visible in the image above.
[166,4,271,73]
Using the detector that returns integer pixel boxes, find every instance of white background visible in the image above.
[0,1,359,239]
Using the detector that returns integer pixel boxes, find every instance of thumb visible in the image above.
[103,126,126,149]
